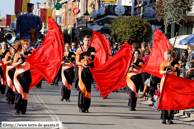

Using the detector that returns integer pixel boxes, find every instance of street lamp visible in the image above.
[84,0,90,27]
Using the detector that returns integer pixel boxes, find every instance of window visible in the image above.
[68,9,71,25]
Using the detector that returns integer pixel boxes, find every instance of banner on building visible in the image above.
[15,0,30,14]
[40,8,53,24]
[6,15,16,27]
[100,0,116,1]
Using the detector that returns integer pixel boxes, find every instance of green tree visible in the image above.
[155,0,192,34]
[110,16,152,45]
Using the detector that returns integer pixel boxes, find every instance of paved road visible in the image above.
[0,80,194,129]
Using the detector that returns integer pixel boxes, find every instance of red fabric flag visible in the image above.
[6,15,11,27]
[1,61,7,86]
[26,17,64,89]
[91,42,132,98]
[90,31,112,68]
[158,74,194,110]
[27,48,43,90]
[142,29,172,78]
[29,68,43,90]
[40,8,47,24]
[15,0,22,13]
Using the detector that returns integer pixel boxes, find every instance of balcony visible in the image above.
[76,17,87,28]
[143,3,157,21]
[91,5,131,24]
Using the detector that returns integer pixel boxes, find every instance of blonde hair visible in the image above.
[14,42,22,51]
[165,50,176,58]
[20,39,30,45]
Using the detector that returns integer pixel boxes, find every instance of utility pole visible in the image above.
[118,0,121,5]
[131,0,134,16]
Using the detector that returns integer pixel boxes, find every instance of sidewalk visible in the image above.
[138,97,194,126]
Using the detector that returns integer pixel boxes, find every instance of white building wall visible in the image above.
[121,0,132,6]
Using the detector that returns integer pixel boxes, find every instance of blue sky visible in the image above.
[0,0,46,18]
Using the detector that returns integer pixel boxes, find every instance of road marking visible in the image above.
[33,95,68,129]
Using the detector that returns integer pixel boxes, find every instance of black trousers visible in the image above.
[74,65,79,89]
[61,85,71,99]
[0,84,6,94]
[140,72,150,92]
[6,86,15,103]
[14,91,28,113]
[52,65,62,85]
[161,110,174,120]
[78,68,92,111]
[78,89,91,111]
[128,88,137,109]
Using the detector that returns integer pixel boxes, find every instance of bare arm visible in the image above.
[4,60,12,65]
[12,59,22,67]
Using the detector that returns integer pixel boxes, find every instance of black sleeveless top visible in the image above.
[79,46,95,69]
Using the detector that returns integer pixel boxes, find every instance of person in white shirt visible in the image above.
[10,10,21,32]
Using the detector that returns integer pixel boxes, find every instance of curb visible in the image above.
[138,97,194,120]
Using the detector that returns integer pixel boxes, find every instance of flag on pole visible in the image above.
[6,15,16,27]
[40,8,53,24]
[90,31,112,68]
[158,74,194,110]
[91,42,132,98]
[15,0,30,14]
[141,29,172,78]
[26,17,64,89]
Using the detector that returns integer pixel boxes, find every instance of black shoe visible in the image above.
[130,108,136,111]
[115,90,119,92]
[81,108,85,113]
[149,103,154,106]
[15,110,20,115]
[167,120,173,124]
[66,99,70,102]
[21,112,26,115]
[60,98,64,101]
[162,120,166,124]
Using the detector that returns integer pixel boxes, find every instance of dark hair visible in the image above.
[182,49,188,57]
[132,43,139,50]
[189,62,194,68]
[149,43,153,49]
[15,10,21,14]
[133,50,140,56]
[83,35,90,39]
